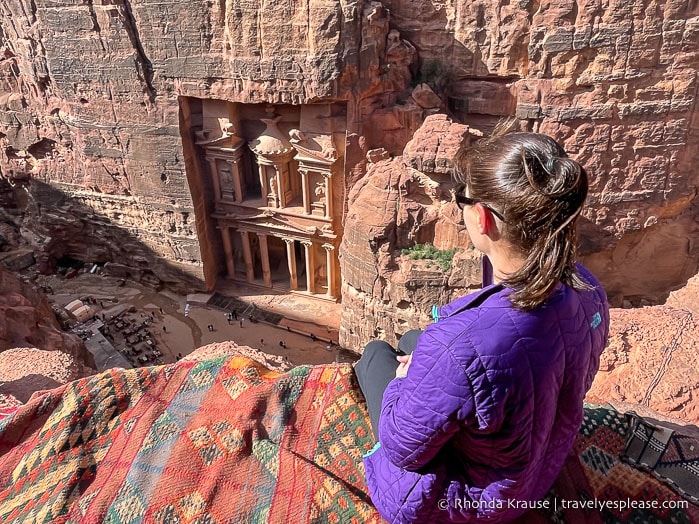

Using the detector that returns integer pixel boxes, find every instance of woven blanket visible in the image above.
[527,405,699,524]
[622,410,699,505]
[0,357,381,523]
[3,358,699,523]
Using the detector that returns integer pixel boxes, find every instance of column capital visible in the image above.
[282,237,295,245]
[301,240,313,248]
[321,243,335,251]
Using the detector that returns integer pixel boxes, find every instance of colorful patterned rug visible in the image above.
[622,410,699,505]
[2,357,699,523]
[525,405,699,524]
[0,357,381,523]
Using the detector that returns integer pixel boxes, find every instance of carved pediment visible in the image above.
[238,214,322,236]
[289,130,338,164]
[195,126,245,151]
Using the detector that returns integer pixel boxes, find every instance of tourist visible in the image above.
[239,318,243,328]
[162,326,167,333]
[354,130,610,523]
[207,324,214,332]
[278,340,286,349]
[260,339,264,346]
[310,333,317,342]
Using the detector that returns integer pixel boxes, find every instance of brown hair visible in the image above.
[452,131,589,310]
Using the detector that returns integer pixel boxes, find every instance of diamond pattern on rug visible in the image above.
[107,481,147,524]
[142,412,181,454]
[580,445,616,475]
[152,491,213,524]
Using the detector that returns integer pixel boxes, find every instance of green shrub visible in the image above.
[401,243,457,272]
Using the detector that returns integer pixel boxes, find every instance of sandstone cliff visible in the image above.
[340,114,483,349]
[0,0,696,305]
[587,304,698,424]
[0,266,94,405]
[0,267,89,362]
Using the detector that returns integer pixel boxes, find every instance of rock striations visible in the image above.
[0,0,696,304]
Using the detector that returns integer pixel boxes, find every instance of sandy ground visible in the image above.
[39,272,346,367]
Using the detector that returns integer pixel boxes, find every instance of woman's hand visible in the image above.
[395,354,412,378]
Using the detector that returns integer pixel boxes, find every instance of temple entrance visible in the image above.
[293,240,307,292]
[268,235,289,287]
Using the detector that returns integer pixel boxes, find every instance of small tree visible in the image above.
[401,243,458,272]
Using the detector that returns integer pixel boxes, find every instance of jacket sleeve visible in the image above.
[378,329,476,471]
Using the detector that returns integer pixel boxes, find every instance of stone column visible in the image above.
[208,158,221,201]
[258,233,272,288]
[275,166,284,208]
[283,238,298,290]
[230,159,243,203]
[323,172,332,219]
[322,243,336,299]
[221,227,235,278]
[302,240,316,293]
[241,231,255,282]
[258,163,269,202]
[300,169,311,215]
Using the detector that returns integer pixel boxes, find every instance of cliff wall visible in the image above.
[0,267,91,366]
[0,0,697,343]
[0,0,421,290]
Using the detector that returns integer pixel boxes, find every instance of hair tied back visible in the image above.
[522,149,582,199]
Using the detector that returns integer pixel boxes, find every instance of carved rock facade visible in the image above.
[189,102,345,300]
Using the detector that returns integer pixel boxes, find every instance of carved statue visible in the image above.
[289,128,306,143]
[314,180,326,202]
[218,165,235,200]
[222,122,236,136]
[195,121,239,145]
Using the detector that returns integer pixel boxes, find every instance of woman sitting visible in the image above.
[355,130,610,523]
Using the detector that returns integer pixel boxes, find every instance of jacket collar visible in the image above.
[436,283,505,320]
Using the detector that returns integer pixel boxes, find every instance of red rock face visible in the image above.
[340,115,483,349]
[0,1,696,310]
[587,302,699,425]
[0,347,94,404]
[0,268,90,365]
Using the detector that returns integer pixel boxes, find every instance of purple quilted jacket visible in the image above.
[363,264,609,523]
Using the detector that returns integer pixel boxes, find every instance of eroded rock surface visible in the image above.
[0,0,695,304]
[0,267,90,365]
[183,341,293,371]
[0,347,94,403]
[340,115,483,349]
[587,305,698,424]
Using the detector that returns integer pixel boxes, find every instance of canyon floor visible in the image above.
[2,267,698,434]
[38,272,346,368]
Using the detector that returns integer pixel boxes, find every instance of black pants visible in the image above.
[355,329,422,439]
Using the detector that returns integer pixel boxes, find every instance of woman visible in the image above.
[355,131,609,523]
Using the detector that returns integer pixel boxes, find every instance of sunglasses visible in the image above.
[454,193,506,222]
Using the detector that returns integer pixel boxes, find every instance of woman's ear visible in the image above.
[475,203,492,235]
